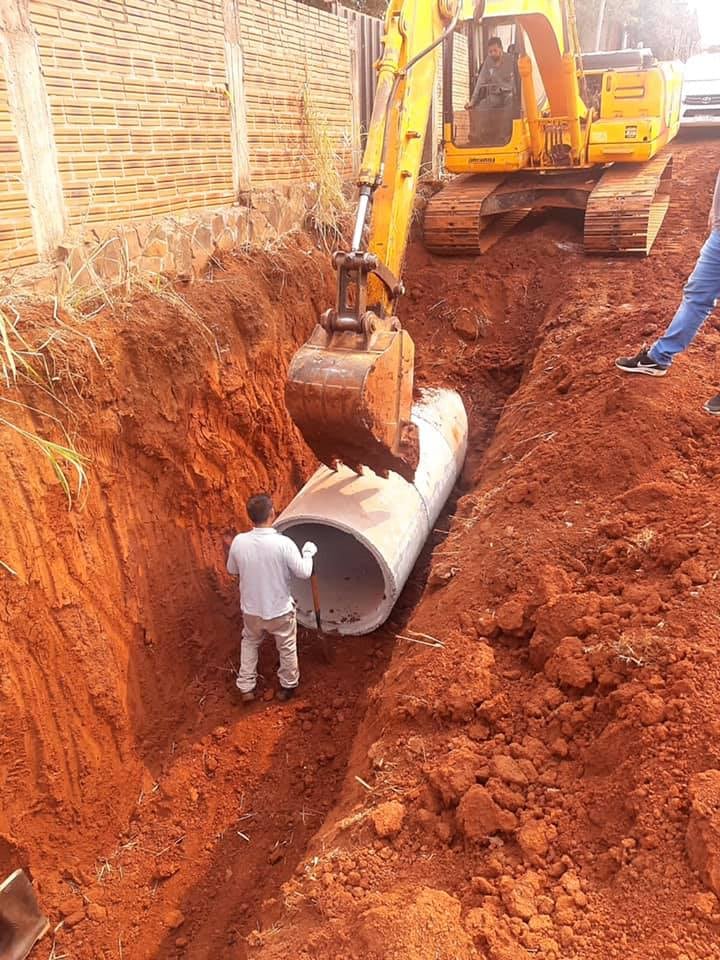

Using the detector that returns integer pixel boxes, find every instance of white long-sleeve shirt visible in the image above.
[226,527,313,620]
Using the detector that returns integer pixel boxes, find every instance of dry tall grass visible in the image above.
[301,82,351,250]
[0,304,88,510]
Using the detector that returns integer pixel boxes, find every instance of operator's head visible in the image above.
[488,36,503,61]
[247,492,275,527]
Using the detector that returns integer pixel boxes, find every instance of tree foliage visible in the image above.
[575,0,700,59]
[331,0,387,15]
[331,0,700,59]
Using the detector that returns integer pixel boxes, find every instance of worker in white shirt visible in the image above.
[226,493,317,703]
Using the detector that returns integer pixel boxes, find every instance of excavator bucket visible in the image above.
[285,321,419,481]
[0,869,49,960]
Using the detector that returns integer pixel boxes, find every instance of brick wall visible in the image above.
[0,62,36,269]
[453,34,470,112]
[430,35,471,161]
[29,0,236,228]
[240,0,353,187]
[0,0,354,274]
[0,2,474,276]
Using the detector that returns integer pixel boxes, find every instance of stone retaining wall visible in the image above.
[1,185,313,298]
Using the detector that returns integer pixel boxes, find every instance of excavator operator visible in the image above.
[466,36,514,109]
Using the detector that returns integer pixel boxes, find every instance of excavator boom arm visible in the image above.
[361,0,462,310]
[286,0,468,479]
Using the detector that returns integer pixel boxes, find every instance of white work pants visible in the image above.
[236,610,299,693]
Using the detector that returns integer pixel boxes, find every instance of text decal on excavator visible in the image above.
[625,125,639,139]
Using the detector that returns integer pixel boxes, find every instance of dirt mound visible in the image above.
[245,139,720,959]
[4,138,720,960]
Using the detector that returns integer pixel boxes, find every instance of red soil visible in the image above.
[0,237,387,958]
[246,137,720,959]
[3,135,720,960]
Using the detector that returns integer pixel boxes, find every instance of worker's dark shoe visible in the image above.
[277,686,297,702]
[704,394,720,416]
[238,687,256,703]
[615,347,668,377]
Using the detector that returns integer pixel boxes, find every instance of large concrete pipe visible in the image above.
[277,389,468,636]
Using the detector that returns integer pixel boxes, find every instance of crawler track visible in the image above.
[424,174,513,254]
[423,153,674,257]
[583,154,673,255]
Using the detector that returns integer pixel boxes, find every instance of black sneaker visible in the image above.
[615,348,668,377]
[704,394,720,416]
[277,686,297,702]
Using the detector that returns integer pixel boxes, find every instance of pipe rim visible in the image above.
[276,515,397,635]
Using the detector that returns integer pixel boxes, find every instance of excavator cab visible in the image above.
[463,23,524,148]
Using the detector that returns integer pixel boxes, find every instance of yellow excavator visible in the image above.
[286,0,683,480]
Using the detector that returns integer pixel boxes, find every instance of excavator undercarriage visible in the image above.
[425,155,674,257]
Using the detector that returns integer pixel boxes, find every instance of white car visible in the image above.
[680,53,720,127]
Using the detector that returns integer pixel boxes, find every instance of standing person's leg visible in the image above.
[269,610,300,698]
[616,231,720,374]
[649,230,720,366]
[236,614,264,698]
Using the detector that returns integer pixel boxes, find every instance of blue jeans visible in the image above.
[648,229,720,367]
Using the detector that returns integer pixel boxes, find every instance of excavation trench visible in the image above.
[246,140,720,960]
[152,233,558,960]
[0,143,706,960]
[0,221,570,960]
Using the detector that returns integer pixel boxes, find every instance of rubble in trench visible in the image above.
[2,139,720,960]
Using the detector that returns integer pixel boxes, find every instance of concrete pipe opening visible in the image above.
[279,522,388,634]
[277,388,468,636]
